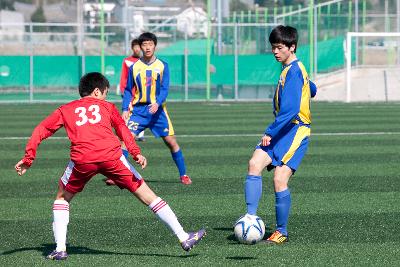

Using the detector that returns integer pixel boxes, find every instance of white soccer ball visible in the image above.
[234,214,265,245]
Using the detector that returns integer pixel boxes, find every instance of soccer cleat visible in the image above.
[135,136,146,142]
[264,230,288,244]
[104,178,116,186]
[181,229,206,251]
[46,250,68,260]
[180,175,192,185]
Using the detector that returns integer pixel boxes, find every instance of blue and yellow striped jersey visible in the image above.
[122,58,169,111]
[265,59,312,138]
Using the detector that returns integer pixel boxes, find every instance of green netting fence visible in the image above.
[0,36,348,101]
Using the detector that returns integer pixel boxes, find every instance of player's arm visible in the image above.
[149,62,170,114]
[309,80,317,98]
[15,109,64,175]
[265,69,302,139]
[110,105,146,168]
[119,59,128,95]
[156,62,169,106]
[122,65,135,112]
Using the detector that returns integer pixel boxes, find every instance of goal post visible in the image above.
[346,32,400,103]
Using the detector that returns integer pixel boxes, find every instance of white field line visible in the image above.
[1,132,399,140]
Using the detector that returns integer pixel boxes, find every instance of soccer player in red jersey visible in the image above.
[104,39,144,186]
[119,38,141,97]
[14,72,205,260]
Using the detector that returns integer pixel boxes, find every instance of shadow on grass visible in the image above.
[226,256,257,260]
[213,227,232,232]
[213,226,274,242]
[0,244,198,259]
[146,180,183,184]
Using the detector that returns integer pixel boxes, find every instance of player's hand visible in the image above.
[135,154,147,169]
[15,160,29,176]
[122,111,130,123]
[148,103,159,114]
[261,134,272,147]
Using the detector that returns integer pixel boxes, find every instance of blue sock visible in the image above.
[244,175,262,215]
[122,149,129,160]
[171,149,186,176]
[275,189,291,236]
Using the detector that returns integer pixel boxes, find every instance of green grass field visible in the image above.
[1,102,400,266]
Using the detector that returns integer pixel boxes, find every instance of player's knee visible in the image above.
[248,158,263,175]
[164,137,179,151]
[273,175,288,190]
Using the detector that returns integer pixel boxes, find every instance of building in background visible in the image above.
[0,10,24,41]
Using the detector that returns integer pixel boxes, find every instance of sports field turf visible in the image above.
[0,102,399,266]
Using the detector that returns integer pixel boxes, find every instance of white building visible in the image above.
[84,3,116,29]
[0,10,24,41]
[176,7,208,37]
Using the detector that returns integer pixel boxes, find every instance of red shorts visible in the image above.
[59,156,144,194]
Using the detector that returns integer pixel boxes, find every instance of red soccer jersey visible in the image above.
[119,56,139,95]
[22,97,141,167]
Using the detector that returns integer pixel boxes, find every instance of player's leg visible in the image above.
[106,108,144,186]
[266,126,310,244]
[122,105,147,160]
[162,135,191,184]
[133,181,205,251]
[102,157,205,251]
[265,165,292,244]
[120,108,134,159]
[105,132,137,186]
[121,131,138,160]
[47,161,74,260]
[151,105,191,184]
[245,148,273,216]
[47,182,72,260]
[136,130,145,141]
[48,161,97,260]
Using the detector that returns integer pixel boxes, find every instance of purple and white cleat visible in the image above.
[181,228,206,252]
[46,250,68,260]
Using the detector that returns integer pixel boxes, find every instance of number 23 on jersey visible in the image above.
[75,105,102,126]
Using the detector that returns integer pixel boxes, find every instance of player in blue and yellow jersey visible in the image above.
[122,32,192,185]
[244,25,316,244]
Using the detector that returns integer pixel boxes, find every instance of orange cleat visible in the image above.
[180,175,192,185]
[264,230,288,244]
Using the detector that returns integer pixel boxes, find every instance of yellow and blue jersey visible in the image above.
[122,58,169,111]
[265,59,312,138]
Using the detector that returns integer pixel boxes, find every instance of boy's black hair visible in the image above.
[138,32,157,46]
[79,72,110,97]
[269,25,298,52]
[131,38,139,48]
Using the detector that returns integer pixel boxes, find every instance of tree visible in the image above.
[31,5,46,23]
[0,0,15,11]
[230,0,249,12]
[31,5,48,32]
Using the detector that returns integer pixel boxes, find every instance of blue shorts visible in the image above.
[256,124,311,172]
[127,104,175,138]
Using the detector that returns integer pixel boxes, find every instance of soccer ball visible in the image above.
[234,214,265,245]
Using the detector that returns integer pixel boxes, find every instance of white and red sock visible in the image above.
[149,197,189,242]
[52,200,69,252]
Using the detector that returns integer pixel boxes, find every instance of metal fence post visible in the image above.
[234,23,238,100]
[29,23,33,102]
[184,25,188,101]
[355,0,359,66]
[346,32,352,103]
[308,0,314,79]
[314,4,318,78]
[124,0,129,55]
[397,0,400,64]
